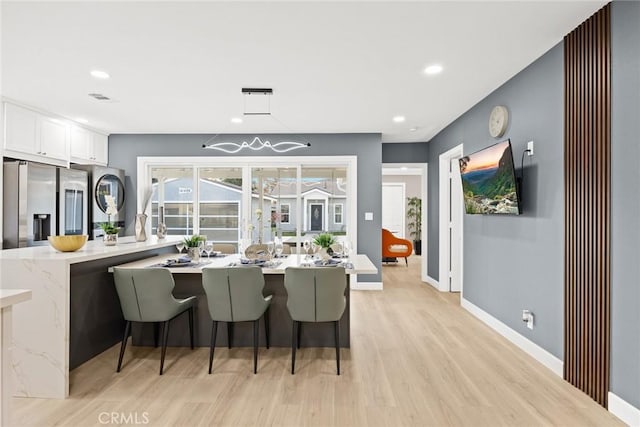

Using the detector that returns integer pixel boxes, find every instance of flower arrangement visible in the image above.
[101,195,120,235]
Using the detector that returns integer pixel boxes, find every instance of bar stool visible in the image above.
[202,266,272,374]
[113,268,196,375]
[284,266,346,375]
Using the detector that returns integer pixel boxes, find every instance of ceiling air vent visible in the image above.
[88,93,111,101]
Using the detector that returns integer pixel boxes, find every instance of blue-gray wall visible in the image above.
[108,133,382,282]
[426,44,565,358]
[382,142,429,164]
[611,0,640,409]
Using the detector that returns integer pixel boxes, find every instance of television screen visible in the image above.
[458,140,521,215]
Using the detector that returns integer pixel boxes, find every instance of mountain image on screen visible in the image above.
[459,141,520,214]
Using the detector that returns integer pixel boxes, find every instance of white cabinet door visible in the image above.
[39,117,69,160]
[4,103,39,154]
[70,125,90,159]
[91,133,108,165]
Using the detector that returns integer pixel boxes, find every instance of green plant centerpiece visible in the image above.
[313,233,336,260]
[407,196,422,255]
[313,233,336,249]
[183,235,206,261]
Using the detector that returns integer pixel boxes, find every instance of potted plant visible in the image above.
[407,197,422,255]
[100,222,120,246]
[183,235,206,261]
[313,233,336,260]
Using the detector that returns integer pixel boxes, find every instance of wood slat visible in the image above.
[563,3,610,408]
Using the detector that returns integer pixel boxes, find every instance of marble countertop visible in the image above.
[0,289,32,309]
[111,253,378,275]
[0,235,182,264]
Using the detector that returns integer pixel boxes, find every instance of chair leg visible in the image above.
[208,321,218,374]
[291,320,297,375]
[334,320,341,375]
[188,307,194,350]
[116,321,131,373]
[159,320,170,375]
[405,256,408,266]
[253,320,259,374]
[297,321,302,349]
[227,322,233,349]
[264,308,270,349]
[153,322,159,348]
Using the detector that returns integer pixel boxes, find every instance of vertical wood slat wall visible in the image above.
[563,4,611,408]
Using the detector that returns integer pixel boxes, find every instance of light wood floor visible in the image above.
[12,258,622,426]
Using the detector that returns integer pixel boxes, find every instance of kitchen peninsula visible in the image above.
[0,236,182,399]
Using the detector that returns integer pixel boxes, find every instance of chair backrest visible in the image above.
[212,243,236,254]
[112,268,178,322]
[202,266,268,322]
[284,267,347,322]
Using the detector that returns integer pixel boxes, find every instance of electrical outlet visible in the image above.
[527,140,534,156]
[522,310,534,330]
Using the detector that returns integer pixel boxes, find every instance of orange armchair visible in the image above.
[382,228,413,266]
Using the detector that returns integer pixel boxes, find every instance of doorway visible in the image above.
[381,163,428,283]
[309,203,324,231]
[439,144,464,294]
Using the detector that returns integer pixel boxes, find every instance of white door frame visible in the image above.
[381,182,406,237]
[439,144,464,295]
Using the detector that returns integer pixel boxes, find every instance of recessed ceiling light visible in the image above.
[424,64,443,75]
[393,116,406,123]
[76,118,89,124]
[90,70,110,79]
[230,117,243,124]
[410,127,418,132]
[400,166,408,171]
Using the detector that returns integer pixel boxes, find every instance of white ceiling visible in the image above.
[1,1,606,142]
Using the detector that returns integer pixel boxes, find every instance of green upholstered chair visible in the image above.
[212,243,236,254]
[113,268,196,375]
[284,267,347,375]
[202,266,272,374]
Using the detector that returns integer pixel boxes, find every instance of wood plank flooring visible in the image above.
[11,258,622,426]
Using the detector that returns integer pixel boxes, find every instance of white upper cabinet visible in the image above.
[4,103,39,154]
[91,133,108,165]
[3,102,70,166]
[70,125,91,159]
[39,116,69,160]
[70,124,108,166]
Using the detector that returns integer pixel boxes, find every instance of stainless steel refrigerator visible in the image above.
[3,161,90,248]
[3,161,58,248]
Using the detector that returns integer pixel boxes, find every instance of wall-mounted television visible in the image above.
[458,139,521,215]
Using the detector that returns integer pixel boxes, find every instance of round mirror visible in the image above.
[95,174,125,214]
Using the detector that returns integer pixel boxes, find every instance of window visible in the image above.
[280,203,290,224]
[334,203,343,224]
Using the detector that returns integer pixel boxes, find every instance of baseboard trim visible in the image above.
[609,392,640,426]
[351,281,383,291]
[424,275,440,290]
[461,297,563,377]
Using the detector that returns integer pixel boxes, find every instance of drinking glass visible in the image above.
[275,242,284,257]
[267,242,275,259]
[343,240,351,258]
[303,239,310,254]
[205,241,214,258]
[176,242,185,253]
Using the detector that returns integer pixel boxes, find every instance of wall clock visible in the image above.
[489,105,509,138]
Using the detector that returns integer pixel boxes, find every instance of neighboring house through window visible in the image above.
[280,203,290,224]
[334,203,343,224]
